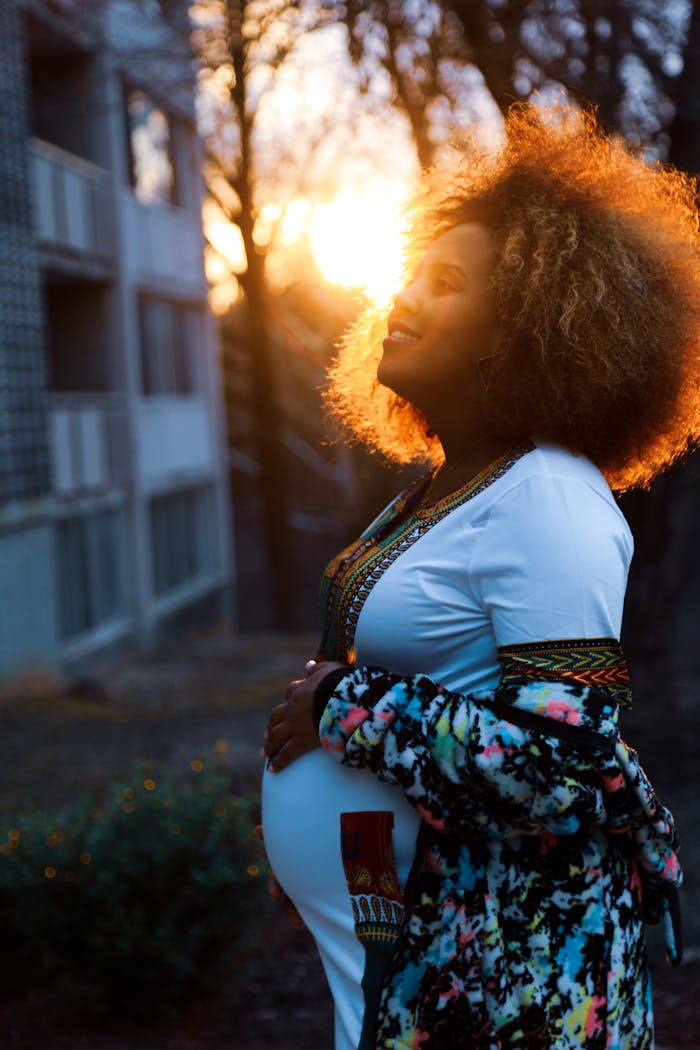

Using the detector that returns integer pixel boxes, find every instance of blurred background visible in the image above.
[0,1,698,1047]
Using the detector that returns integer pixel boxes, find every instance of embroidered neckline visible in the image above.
[413,440,536,521]
[318,439,536,662]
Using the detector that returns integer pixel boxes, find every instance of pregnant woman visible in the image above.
[261,103,698,1050]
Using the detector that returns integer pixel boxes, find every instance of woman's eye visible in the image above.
[434,273,454,291]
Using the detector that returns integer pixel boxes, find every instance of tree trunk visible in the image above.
[443,0,529,114]
[667,0,700,173]
[227,0,294,627]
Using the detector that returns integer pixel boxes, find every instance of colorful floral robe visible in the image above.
[316,651,682,1050]
[309,444,682,1049]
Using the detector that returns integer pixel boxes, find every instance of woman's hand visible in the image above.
[264,660,348,773]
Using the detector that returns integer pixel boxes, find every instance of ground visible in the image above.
[0,627,698,1049]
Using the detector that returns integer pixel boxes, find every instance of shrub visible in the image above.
[0,760,267,1019]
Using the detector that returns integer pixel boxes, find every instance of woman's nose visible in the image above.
[393,275,421,315]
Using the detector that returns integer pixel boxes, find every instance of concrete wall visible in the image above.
[0,0,60,677]
[0,521,58,677]
[0,0,235,684]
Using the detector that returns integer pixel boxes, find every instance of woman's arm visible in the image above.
[315,659,620,838]
[312,653,682,963]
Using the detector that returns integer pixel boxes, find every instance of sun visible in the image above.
[202,181,412,311]
[308,185,409,306]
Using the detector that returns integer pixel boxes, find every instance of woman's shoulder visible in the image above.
[505,436,604,481]
[499,438,625,504]
[483,438,634,552]
[465,439,634,640]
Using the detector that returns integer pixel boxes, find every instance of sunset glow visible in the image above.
[308,187,408,305]
[203,183,412,310]
[207,221,247,273]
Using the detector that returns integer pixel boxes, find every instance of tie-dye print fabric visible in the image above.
[318,666,681,1049]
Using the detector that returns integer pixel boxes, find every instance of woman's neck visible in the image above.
[422,429,515,506]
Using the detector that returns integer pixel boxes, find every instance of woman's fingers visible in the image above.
[264,702,287,744]
[264,669,331,769]
[266,701,287,729]
[285,677,304,702]
[267,722,320,772]
[267,735,302,773]
[264,712,292,758]
[265,717,314,767]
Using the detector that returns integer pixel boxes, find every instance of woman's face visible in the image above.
[378,222,501,417]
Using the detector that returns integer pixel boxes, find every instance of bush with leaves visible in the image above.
[0,760,267,1018]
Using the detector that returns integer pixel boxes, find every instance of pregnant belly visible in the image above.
[261,749,421,909]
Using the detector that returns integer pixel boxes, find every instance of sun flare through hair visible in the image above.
[324,102,700,492]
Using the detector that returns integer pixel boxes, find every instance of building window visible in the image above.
[55,508,128,639]
[138,297,197,395]
[150,485,216,595]
[126,87,176,205]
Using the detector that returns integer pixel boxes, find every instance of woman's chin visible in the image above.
[376,361,425,412]
[376,355,408,396]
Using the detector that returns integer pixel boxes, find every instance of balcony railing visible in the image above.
[50,392,130,497]
[121,190,207,294]
[32,138,115,264]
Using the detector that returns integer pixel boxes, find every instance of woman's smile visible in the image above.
[383,331,419,347]
[377,222,500,418]
[383,320,421,349]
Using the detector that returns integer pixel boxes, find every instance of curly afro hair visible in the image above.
[324,102,700,493]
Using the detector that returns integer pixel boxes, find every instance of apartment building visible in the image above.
[0,0,234,681]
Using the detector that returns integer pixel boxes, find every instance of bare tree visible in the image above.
[339,0,475,169]
[667,0,700,171]
[193,0,335,625]
[336,0,687,171]
[446,0,685,149]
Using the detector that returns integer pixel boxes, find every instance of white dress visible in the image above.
[261,438,633,1050]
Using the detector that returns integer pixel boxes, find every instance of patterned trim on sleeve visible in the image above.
[497,637,632,708]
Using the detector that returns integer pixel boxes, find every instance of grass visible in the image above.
[0,629,318,815]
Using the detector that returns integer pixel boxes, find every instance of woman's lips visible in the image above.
[383,327,420,350]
